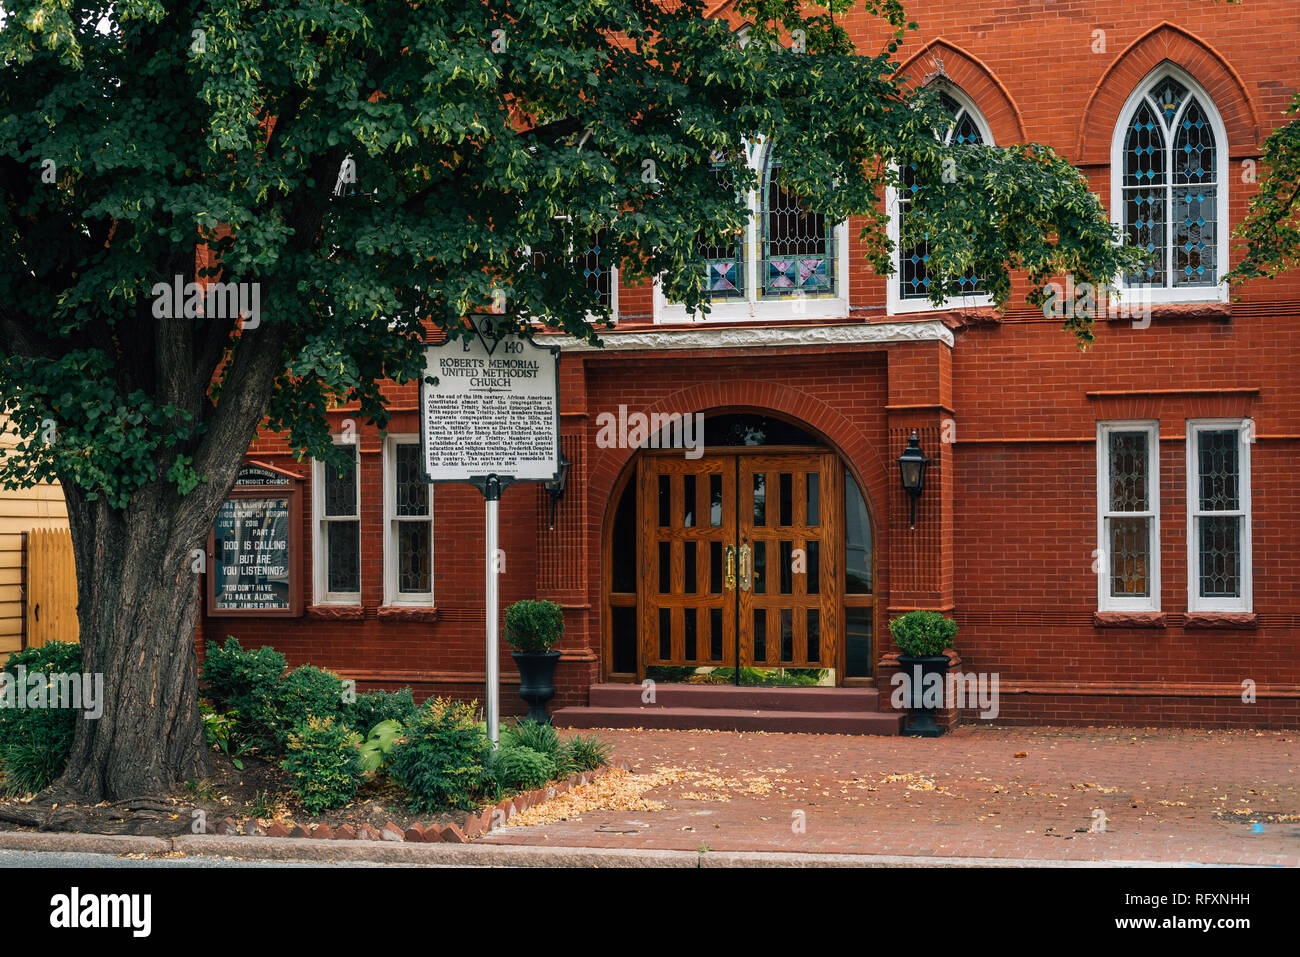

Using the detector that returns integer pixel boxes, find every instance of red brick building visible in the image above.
[202,1,1300,729]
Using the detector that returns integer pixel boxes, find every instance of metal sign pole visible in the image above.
[484,474,501,747]
[418,320,560,748]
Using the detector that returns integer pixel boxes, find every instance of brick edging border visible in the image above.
[202,759,629,844]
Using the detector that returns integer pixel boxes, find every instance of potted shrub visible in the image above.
[888,610,958,738]
[504,599,565,723]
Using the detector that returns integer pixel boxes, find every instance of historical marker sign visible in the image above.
[419,318,562,746]
[206,462,304,616]
[419,320,561,487]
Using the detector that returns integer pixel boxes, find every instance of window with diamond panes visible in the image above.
[319,444,361,600]
[389,441,432,599]
[1122,75,1218,288]
[899,92,986,301]
[1188,423,1250,610]
[761,148,833,298]
[697,160,746,300]
[1098,424,1159,610]
[580,229,613,310]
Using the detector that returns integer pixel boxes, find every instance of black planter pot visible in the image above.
[511,650,562,724]
[897,654,950,738]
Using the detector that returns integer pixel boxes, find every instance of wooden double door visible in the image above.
[637,450,842,678]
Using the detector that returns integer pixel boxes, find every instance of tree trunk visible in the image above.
[49,478,226,803]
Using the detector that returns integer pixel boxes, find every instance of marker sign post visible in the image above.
[419,318,561,744]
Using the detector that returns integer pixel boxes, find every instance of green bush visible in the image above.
[550,743,578,781]
[200,701,251,770]
[503,600,564,653]
[490,745,556,791]
[563,733,613,772]
[201,640,347,753]
[201,638,286,750]
[343,688,418,734]
[281,716,365,814]
[388,698,493,812]
[888,611,958,657]
[0,641,82,796]
[357,719,404,775]
[502,718,559,757]
[276,665,346,745]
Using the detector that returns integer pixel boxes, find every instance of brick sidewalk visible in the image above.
[480,726,1300,865]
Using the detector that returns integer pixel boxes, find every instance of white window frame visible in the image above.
[1108,64,1230,305]
[383,434,435,606]
[1186,419,1252,613]
[886,82,996,316]
[597,262,619,325]
[654,138,850,323]
[312,438,362,605]
[1096,420,1161,612]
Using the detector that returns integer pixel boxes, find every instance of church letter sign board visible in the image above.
[420,321,561,486]
[206,462,304,616]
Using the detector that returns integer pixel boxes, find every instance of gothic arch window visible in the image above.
[1111,67,1228,301]
[887,85,994,314]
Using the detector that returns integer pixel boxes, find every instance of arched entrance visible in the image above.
[602,412,877,687]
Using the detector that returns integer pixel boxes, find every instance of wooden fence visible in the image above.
[24,528,79,647]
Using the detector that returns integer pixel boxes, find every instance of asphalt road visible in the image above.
[0,849,391,867]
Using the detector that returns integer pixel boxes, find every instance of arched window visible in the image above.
[888,85,993,314]
[761,146,834,298]
[1113,68,1227,298]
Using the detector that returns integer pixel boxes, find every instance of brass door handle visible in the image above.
[738,543,752,592]
[724,545,737,590]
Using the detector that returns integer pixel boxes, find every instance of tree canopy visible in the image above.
[0,0,1164,801]
[1226,93,1300,285]
[0,0,1138,514]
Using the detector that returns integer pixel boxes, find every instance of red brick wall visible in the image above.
[947,314,1300,727]
[203,0,1300,728]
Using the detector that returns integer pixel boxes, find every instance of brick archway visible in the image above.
[589,381,892,684]
[587,381,892,536]
[1074,22,1261,165]
[895,39,1027,145]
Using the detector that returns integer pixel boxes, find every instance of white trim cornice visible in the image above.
[544,320,955,353]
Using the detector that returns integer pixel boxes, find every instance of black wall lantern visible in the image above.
[544,452,572,530]
[897,432,930,529]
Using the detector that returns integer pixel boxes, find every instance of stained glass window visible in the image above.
[1107,431,1151,598]
[1189,423,1250,609]
[1098,424,1159,610]
[900,91,986,302]
[761,148,833,298]
[580,229,613,310]
[1122,75,1219,288]
[319,444,360,599]
[697,160,746,300]
[389,441,433,599]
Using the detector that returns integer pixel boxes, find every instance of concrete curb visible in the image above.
[0,830,1217,867]
[0,832,171,855]
[173,835,700,867]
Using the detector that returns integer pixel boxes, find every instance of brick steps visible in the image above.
[555,683,904,735]
[588,682,879,712]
